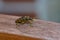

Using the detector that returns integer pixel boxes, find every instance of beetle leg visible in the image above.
[16,23,20,28]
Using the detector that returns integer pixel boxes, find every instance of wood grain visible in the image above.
[0,33,44,40]
[0,14,60,40]
[0,14,45,40]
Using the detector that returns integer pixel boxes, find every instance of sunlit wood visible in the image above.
[0,14,45,40]
[0,14,60,40]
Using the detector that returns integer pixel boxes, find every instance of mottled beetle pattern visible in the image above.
[15,16,34,27]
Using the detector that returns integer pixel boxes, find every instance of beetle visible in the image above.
[15,16,33,27]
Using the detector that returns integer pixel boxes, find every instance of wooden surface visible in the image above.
[0,33,43,40]
[0,14,45,40]
[0,14,60,40]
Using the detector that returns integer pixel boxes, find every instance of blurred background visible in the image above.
[0,0,60,23]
